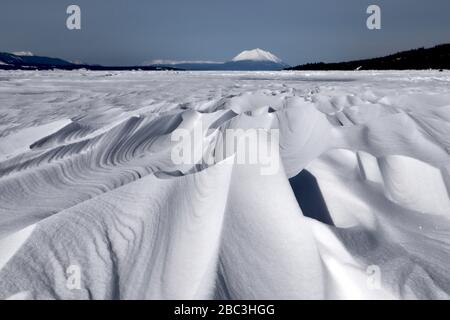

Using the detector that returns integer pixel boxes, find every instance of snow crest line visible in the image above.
[0,71,450,299]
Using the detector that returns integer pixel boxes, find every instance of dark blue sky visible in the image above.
[1,0,449,66]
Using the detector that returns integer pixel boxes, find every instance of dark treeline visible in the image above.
[287,44,450,71]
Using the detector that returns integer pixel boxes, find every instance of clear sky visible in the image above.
[1,0,449,66]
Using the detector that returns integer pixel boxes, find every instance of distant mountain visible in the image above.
[151,49,290,71]
[0,52,178,71]
[232,48,283,63]
[0,52,73,68]
[287,44,450,71]
[152,62,225,71]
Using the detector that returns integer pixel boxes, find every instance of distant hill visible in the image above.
[0,52,179,71]
[164,60,289,71]
[0,52,73,67]
[151,49,290,71]
[287,44,450,71]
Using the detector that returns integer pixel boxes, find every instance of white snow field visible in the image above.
[0,70,449,300]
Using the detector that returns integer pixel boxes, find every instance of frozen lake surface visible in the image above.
[0,70,449,299]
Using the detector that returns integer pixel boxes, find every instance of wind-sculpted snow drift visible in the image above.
[0,70,449,299]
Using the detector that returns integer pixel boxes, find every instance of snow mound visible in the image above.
[0,70,450,299]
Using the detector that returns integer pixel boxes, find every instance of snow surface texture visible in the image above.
[0,70,449,300]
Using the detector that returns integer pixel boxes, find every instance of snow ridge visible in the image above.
[1,71,450,300]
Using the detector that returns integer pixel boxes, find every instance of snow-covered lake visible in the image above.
[0,70,449,299]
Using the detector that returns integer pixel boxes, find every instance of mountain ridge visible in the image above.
[150,49,289,71]
[2,44,449,72]
[0,52,179,71]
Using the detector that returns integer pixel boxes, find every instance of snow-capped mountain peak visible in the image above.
[146,48,289,70]
[231,48,282,63]
[12,51,34,57]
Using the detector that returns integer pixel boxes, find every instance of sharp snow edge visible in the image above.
[0,71,450,300]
